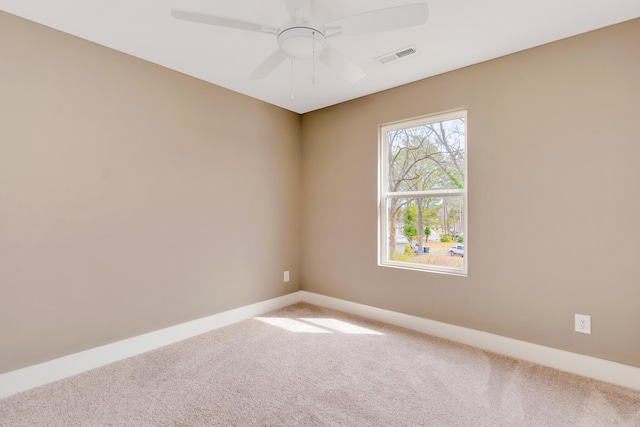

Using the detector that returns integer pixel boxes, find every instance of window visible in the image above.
[379,110,467,275]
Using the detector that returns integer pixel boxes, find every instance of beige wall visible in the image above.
[301,19,640,367]
[0,12,301,374]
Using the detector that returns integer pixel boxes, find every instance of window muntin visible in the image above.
[379,110,467,275]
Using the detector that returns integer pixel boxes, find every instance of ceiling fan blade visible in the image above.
[250,50,289,79]
[318,45,366,83]
[324,3,428,37]
[284,0,312,24]
[171,10,278,35]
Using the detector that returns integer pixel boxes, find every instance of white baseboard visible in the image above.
[300,291,640,391]
[0,292,303,399]
[3,290,638,399]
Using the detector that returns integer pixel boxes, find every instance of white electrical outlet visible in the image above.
[575,314,591,334]
[284,271,290,283]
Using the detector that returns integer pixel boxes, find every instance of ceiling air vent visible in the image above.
[375,46,419,65]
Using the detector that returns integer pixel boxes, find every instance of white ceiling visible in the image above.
[2,0,639,114]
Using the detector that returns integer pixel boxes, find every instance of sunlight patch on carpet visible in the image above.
[255,317,331,333]
[255,317,384,335]
[301,318,384,335]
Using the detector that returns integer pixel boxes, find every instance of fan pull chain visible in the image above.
[290,58,295,100]
[312,31,316,85]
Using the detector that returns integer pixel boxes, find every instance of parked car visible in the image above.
[448,245,464,256]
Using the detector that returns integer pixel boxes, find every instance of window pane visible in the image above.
[387,118,465,193]
[385,196,465,270]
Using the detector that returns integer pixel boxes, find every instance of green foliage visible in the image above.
[440,234,453,243]
[421,200,442,230]
[405,204,417,222]
[424,227,431,236]
[403,203,418,241]
[457,236,464,243]
[404,225,417,240]
[446,171,464,189]
[389,247,415,263]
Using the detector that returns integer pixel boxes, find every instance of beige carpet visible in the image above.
[1,302,639,426]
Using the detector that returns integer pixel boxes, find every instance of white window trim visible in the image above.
[378,109,468,276]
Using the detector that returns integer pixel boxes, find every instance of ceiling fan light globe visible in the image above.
[278,27,326,60]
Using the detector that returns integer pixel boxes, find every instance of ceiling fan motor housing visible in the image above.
[277,26,327,60]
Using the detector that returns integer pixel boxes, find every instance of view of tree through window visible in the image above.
[379,111,467,274]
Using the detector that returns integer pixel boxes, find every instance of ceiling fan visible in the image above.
[171,1,428,83]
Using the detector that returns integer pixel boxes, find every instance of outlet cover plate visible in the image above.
[575,314,591,334]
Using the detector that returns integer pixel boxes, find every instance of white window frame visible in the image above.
[378,109,468,276]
